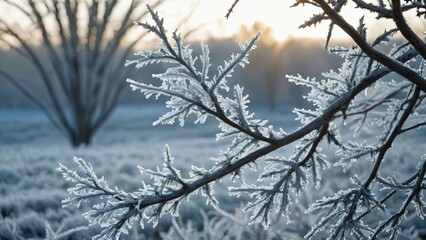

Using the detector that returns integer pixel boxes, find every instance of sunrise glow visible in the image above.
[159,0,425,44]
[158,0,330,42]
[159,0,370,42]
[0,0,423,45]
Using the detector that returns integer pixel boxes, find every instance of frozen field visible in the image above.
[1,104,425,239]
[0,104,298,239]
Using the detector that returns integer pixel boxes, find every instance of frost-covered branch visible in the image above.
[371,158,426,239]
[363,86,420,188]
[312,0,426,92]
[353,0,425,19]
[59,2,426,239]
[306,87,421,238]
[400,121,426,134]
[126,6,277,144]
[392,0,426,60]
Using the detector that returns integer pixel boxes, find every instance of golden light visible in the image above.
[160,0,424,44]
[160,0,356,42]
[0,0,424,45]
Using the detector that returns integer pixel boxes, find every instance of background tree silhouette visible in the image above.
[0,0,162,147]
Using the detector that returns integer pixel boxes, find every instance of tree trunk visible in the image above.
[70,128,92,147]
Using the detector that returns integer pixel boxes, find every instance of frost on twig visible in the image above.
[58,3,426,240]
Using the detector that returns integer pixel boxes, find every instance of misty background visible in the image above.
[0,28,343,111]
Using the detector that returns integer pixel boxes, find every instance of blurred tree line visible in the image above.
[1,25,343,110]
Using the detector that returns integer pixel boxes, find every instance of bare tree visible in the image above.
[0,0,163,147]
[59,1,426,239]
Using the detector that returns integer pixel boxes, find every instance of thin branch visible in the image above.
[314,0,426,92]
[27,0,71,101]
[356,171,419,222]
[353,0,424,18]
[363,87,420,188]
[299,123,329,166]
[0,18,74,136]
[371,159,426,239]
[335,84,411,118]
[399,121,426,133]
[0,70,66,135]
[392,0,426,60]
[128,79,276,144]
[225,0,240,19]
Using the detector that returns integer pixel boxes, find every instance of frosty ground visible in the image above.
[0,104,294,239]
[1,104,425,239]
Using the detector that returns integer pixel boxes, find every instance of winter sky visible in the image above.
[158,0,420,42]
[0,0,424,44]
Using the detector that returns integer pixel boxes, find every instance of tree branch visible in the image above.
[371,159,426,239]
[314,0,426,92]
[392,0,426,60]
[0,18,74,136]
[0,70,66,135]
[225,0,240,19]
[363,86,420,188]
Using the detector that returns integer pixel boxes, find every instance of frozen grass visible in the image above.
[0,104,221,238]
[1,104,425,239]
[0,104,265,239]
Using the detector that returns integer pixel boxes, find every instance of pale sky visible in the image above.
[159,0,343,41]
[0,0,424,44]
[158,0,425,43]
